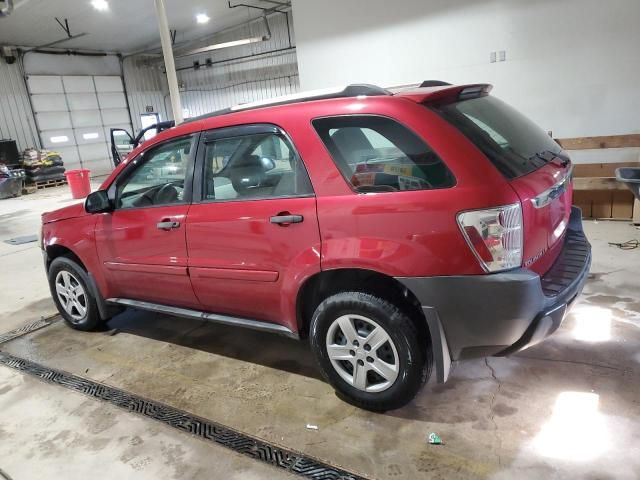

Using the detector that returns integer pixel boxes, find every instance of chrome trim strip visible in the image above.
[530,164,574,209]
[106,298,299,339]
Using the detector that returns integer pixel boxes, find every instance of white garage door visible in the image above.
[28,75,132,177]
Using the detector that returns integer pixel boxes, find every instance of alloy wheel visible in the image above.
[325,314,399,392]
[55,270,87,323]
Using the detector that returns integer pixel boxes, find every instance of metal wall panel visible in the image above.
[0,61,39,151]
[122,57,170,133]
[174,12,299,119]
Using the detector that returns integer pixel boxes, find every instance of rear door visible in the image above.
[432,95,572,274]
[95,134,200,308]
[186,124,321,330]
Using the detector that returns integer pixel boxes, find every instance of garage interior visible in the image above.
[1,1,639,479]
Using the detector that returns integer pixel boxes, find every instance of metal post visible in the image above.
[153,0,183,125]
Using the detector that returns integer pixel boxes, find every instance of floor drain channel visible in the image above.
[0,317,56,345]
[0,351,368,480]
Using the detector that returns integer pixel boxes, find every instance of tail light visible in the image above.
[457,203,523,272]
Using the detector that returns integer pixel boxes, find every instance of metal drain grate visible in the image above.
[0,317,56,345]
[0,351,367,480]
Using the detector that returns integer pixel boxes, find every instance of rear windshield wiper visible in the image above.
[529,150,570,167]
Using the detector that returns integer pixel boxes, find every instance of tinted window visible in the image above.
[116,136,192,209]
[431,95,563,179]
[313,116,454,192]
[202,132,313,201]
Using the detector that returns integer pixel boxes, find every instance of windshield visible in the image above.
[431,95,563,179]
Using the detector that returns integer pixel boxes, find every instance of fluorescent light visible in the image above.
[50,135,69,144]
[196,13,210,24]
[91,0,109,11]
[82,132,99,140]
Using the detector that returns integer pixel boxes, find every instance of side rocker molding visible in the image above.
[106,298,299,339]
[421,306,452,383]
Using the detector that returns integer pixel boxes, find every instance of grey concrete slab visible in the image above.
[0,184,100,332]
[0,366,296,480]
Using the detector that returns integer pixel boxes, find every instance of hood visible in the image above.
[42,202,86,224]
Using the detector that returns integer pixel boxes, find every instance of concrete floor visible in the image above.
[1,185,639,479]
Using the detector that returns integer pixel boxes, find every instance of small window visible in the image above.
[116,136,192,209]
[202,132,313,201]
[313,116,455,192]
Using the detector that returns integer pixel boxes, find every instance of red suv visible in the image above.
[41,82,591,411]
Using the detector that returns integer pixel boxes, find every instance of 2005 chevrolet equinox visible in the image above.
[41,81,591,411]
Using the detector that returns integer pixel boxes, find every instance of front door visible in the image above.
[186,125,321,330]
[95,134,200,308]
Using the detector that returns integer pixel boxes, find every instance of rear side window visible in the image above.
[313,115,455,193]
[431,95,564,179]
[202,132,313,201]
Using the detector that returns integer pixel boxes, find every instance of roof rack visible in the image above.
[184,84,391,123]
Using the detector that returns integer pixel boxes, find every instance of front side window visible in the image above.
[313,115,455,193]
[116,136,192,209]
[202,132,313,201]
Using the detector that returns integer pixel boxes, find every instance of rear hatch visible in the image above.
[430,92,572,275]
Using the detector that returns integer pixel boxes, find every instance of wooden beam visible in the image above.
[557,134,640,150]
[572,177,628,191]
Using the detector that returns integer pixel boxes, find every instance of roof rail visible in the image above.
[184,84,391,123]
[419,80,452,88]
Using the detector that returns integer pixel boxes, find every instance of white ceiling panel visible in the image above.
[75,127,106,145]
[31,94,68,112]
[36,111,72,131]
[94,76,124,93]
[97,92,127,109]
[63,76,96,93]
[101,108,130,125]
[42,129,76,149]
[27,76,64,94]
[67,93,100,111]
[71,110,103,128]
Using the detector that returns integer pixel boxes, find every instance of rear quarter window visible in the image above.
[313,115,455,193]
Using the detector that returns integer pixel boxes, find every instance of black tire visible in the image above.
[310,292,431,411]
[48,256,103,331]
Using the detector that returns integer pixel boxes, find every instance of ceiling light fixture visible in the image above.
[91,0,109,11]
[178,15,271,58]
[196,13,210,24]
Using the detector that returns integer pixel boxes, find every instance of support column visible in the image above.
[153,0,183,124]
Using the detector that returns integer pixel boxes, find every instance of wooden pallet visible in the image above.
[31,178,67,190]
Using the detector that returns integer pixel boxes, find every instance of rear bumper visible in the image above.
[398,206,591,382]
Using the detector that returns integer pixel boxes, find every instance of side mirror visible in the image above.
[85,190,112,214]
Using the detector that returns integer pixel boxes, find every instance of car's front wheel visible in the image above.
[310,291,430,411]
[48,256,102,331]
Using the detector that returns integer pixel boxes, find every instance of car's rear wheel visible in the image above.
[48,256,102,331]
[310,291,430,411]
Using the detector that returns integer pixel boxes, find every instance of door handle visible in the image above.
[270,214,303,225]
[157,220,180,230]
